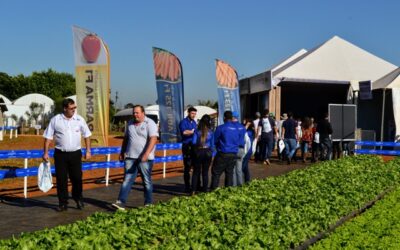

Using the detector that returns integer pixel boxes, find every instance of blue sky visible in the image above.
[1,1,400,107]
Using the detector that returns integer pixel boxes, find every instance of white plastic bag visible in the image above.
[278,139,285,153]
[38,161,53,193]
[244,133,251,154]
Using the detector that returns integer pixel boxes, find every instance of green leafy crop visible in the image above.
[1,155,399,249]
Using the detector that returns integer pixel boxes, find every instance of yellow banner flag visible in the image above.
[72,26,109,146]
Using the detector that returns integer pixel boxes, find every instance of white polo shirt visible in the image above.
[43,113,92,152]
[124,117,159,160]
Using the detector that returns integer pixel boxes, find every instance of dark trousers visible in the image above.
[312,142,320,162]
[192,148,212,192]
[182,143,194,190]
[259,134,274,161]
[320,138,332,160]
[332,141,342,159]
[54,149,82,205]
[210,152,236,190]
[254,141,261,161]
[242,151,252,183]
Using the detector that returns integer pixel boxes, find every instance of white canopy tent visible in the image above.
[273,36,397,85]
[372,68,400,142]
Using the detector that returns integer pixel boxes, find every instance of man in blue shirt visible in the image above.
[232,111,246,186]
[179,106,197,193]
[210,111,242,190]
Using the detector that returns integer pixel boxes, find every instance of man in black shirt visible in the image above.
[281,112,298,164]
[317,113,333,160]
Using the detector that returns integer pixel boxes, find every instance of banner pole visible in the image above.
[106,154,110,186]
[163,149,166,178]
[23,158,28,198]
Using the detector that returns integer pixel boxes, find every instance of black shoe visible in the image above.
[75,199,84,210]
[56,204,68,212]
[287,158,291,165]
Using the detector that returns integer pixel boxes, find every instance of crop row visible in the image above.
[1,155,399,249]
[311,157,400,249]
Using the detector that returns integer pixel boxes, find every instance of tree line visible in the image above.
[0,69,75,111]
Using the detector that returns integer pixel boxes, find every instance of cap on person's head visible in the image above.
[232,111,239,119]
[281,113,288,120]
[255,112,261,118]
[269,112,275,118]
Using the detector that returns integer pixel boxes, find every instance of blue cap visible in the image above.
[232,111,239,118]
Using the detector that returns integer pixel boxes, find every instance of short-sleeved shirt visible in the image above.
[124,117,159,160]
[282,118,297,139]
[258,117,276,138]
[179,117,197,145]
[43,113,92,152]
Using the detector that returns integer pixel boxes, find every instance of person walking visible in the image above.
[42,98,92,212]
[179,106,197,193]
[191,114,214,194]
[257,109,277,165]
[300,117,313,163]
[210,111,242,190]
[317,113,333,161]
[112,105,158,210]
[242,119,255,183]
[281,112,298,165]
[232,111,246,186]
[277,113,288,161]
[253,112,261,162]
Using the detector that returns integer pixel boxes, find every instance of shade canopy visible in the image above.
[274,36,397,85]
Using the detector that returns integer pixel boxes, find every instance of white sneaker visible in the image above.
[111,201,126,211]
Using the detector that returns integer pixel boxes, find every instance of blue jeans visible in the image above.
[117,158,153,205]
[233,148,245,186]
[284,138,297,159]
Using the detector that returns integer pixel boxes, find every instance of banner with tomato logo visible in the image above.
[215,59,240,124]
[152,47,184,143]
[72,26,109,146]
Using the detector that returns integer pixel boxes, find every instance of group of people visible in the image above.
[42,99,334,212]
[253,110,334,165]
[180,107,254,195]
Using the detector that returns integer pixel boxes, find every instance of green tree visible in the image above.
[124,103,134,109]
[197,99,218,109]
[25,102,44,126]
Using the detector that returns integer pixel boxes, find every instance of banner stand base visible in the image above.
[95,179,114,184]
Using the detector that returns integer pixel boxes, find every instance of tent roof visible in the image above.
[372,67,400,90]
[271,49,308,73]
[274,36,397,84]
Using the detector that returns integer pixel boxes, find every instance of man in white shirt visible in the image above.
[253,112,261,162]
[42,98,92,212]
[112,105,158,210]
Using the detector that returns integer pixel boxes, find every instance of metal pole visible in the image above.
[23,158,28,198]
[105,154,111,186]
[163,149,166,178]
[9,129,12,139]
[380,89,386,149]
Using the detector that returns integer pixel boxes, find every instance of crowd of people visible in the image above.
[42,99,336,212]
[178,107,337,196]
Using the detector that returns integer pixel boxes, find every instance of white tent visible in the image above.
[143,105,217,121]
[274,36,397,85]
[2,93,54,127]
[372,68,400,141]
